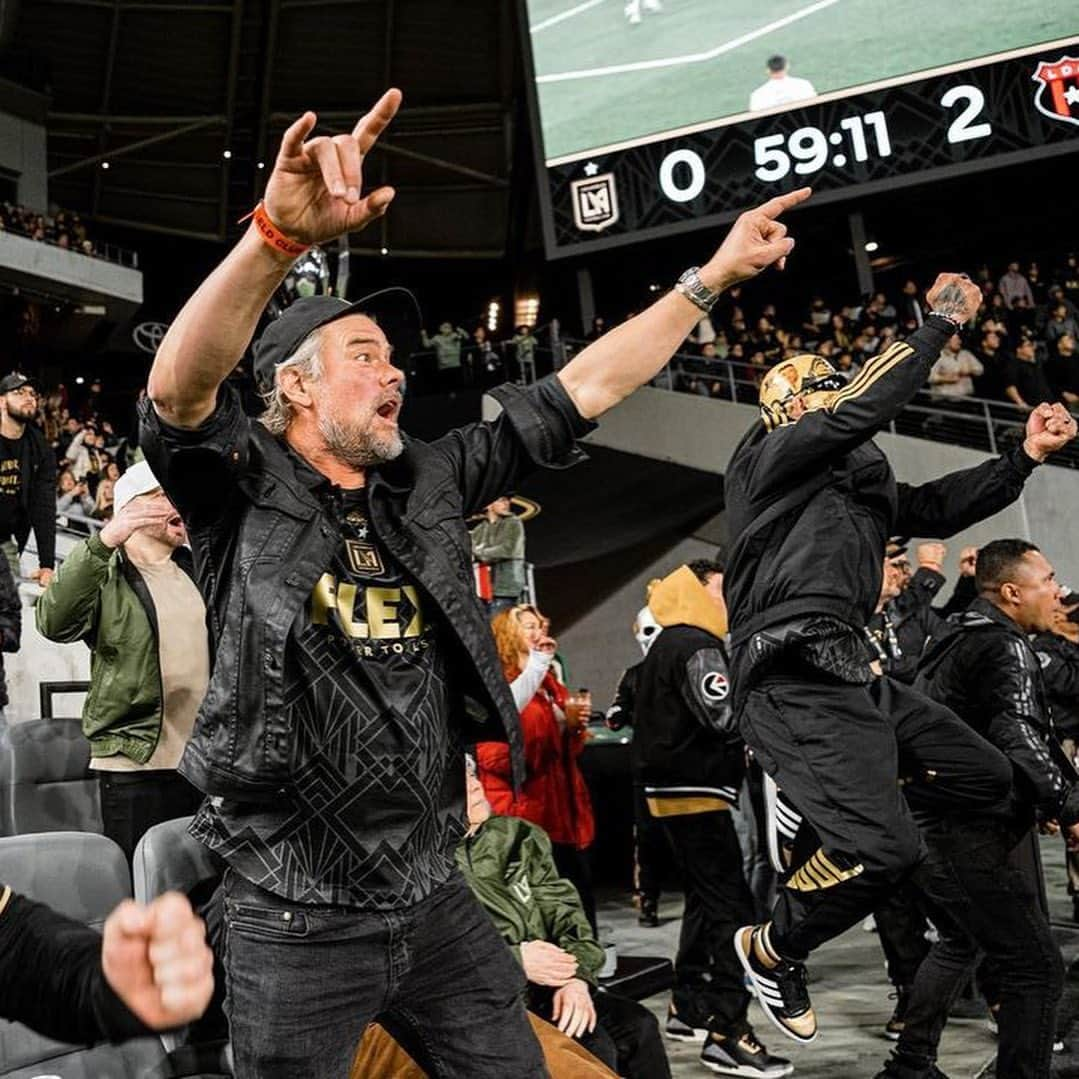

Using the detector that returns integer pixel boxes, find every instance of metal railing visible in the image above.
[556,338,1079,472]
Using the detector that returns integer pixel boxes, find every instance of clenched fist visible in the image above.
[1023,402,1078,462]
[925,274,982,327]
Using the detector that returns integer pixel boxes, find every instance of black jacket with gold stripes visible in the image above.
[724,317,1040,697]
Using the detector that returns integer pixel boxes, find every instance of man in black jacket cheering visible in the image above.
[141,86,812,1078]
[879,540,1079,1079]
[724,272,1078,1045]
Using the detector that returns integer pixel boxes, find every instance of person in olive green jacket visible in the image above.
[456,757,671,1079]
[35,461,208,863]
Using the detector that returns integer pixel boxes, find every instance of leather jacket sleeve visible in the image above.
[894,446,1038,539]
[965,635,1069,819]
[679,646,735,737]
[432,375,596,519]
[0,549,19,652]
[138,385,252,528]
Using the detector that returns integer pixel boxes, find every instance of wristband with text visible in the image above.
[240,202,310,259]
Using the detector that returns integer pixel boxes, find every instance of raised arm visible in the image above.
[895,402,1077,537]
[147,90,402,429]
[556,188,812,419]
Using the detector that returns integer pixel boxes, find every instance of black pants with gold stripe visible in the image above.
[739,675,1013,962]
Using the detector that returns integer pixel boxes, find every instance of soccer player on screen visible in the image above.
[749,55,817,112]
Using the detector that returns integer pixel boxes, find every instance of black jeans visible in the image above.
[660,810,754,1031]
[875,884,931,989]
[528,984,672,1079]
[896,819,1063,1079]
[221,868,545,1078]
[740,675,1012,960]
[98,768,204,865]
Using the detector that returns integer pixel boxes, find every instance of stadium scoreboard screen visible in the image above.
[521,0,1079,258]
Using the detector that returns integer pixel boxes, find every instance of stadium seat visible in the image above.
[0,831,165,1077]
[133,816,218,907]
[132,818,231,1073]
[1,717,102,836]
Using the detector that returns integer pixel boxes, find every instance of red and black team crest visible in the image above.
[1033,56,1079,128]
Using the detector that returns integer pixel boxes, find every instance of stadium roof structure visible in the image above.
[7,0,524,257]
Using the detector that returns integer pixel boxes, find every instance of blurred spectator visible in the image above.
[92,476,115,521]
[1003,337,1056,411]
[0,373,55,585]
[470,496,527,613]
[998,260,1034,308]
[459,759,671,1079]
[897,280,925,330]
[36,462,207,864]
[476,605,597,930]
[512,325,540,383]
[1051,335,1079,407]
[467,325,501,383]
[586,317,606,341]
[420,321,468,384]
[56,469,94,522]
[928,334,984,398]
[1028,262,1048,306]
[1046,303,1079,355]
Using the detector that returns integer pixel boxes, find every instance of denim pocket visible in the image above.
[228,901,310,939]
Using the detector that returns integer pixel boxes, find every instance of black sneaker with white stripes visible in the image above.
[734,923,818,1044]
[701,1026,794,1077]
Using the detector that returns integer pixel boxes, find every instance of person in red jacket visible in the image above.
[477,604,597,928]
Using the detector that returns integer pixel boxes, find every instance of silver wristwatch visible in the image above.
[674,267,720,313]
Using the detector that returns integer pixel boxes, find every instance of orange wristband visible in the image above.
[241,202,309,259]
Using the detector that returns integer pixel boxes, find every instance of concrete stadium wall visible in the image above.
[0,110,46,209]
[559,386,1079,707]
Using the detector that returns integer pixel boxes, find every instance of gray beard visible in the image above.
[318,410,404,470]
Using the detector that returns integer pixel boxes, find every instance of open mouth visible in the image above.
[167,514,183,529]
[376,399,400,420]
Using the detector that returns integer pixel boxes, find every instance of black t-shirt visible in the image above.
[192,487,461,908]
[1003,354,1056,407]
[0,434,22,539]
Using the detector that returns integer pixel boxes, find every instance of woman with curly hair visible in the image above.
[476,604,597,928]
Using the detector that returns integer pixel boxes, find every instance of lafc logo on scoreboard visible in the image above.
[571,172,620,233]
[1032,56,1079,128]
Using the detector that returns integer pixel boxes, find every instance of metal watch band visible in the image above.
[674,267,720,314]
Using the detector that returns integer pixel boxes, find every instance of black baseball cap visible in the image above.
[252,289,423,393]
[0,373,33,394]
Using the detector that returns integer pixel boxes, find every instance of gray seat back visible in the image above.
[2,718,102,836]
[133,817,217,904]
[0,832,164,1075]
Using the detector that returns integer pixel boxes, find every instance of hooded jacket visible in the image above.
[633,566,743,815]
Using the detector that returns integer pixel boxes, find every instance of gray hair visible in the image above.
[259,329,324,435]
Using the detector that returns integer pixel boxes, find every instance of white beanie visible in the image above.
[113,460,162,514]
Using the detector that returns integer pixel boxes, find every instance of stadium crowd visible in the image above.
[0,201,98,255]
[665,253,1079,414]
